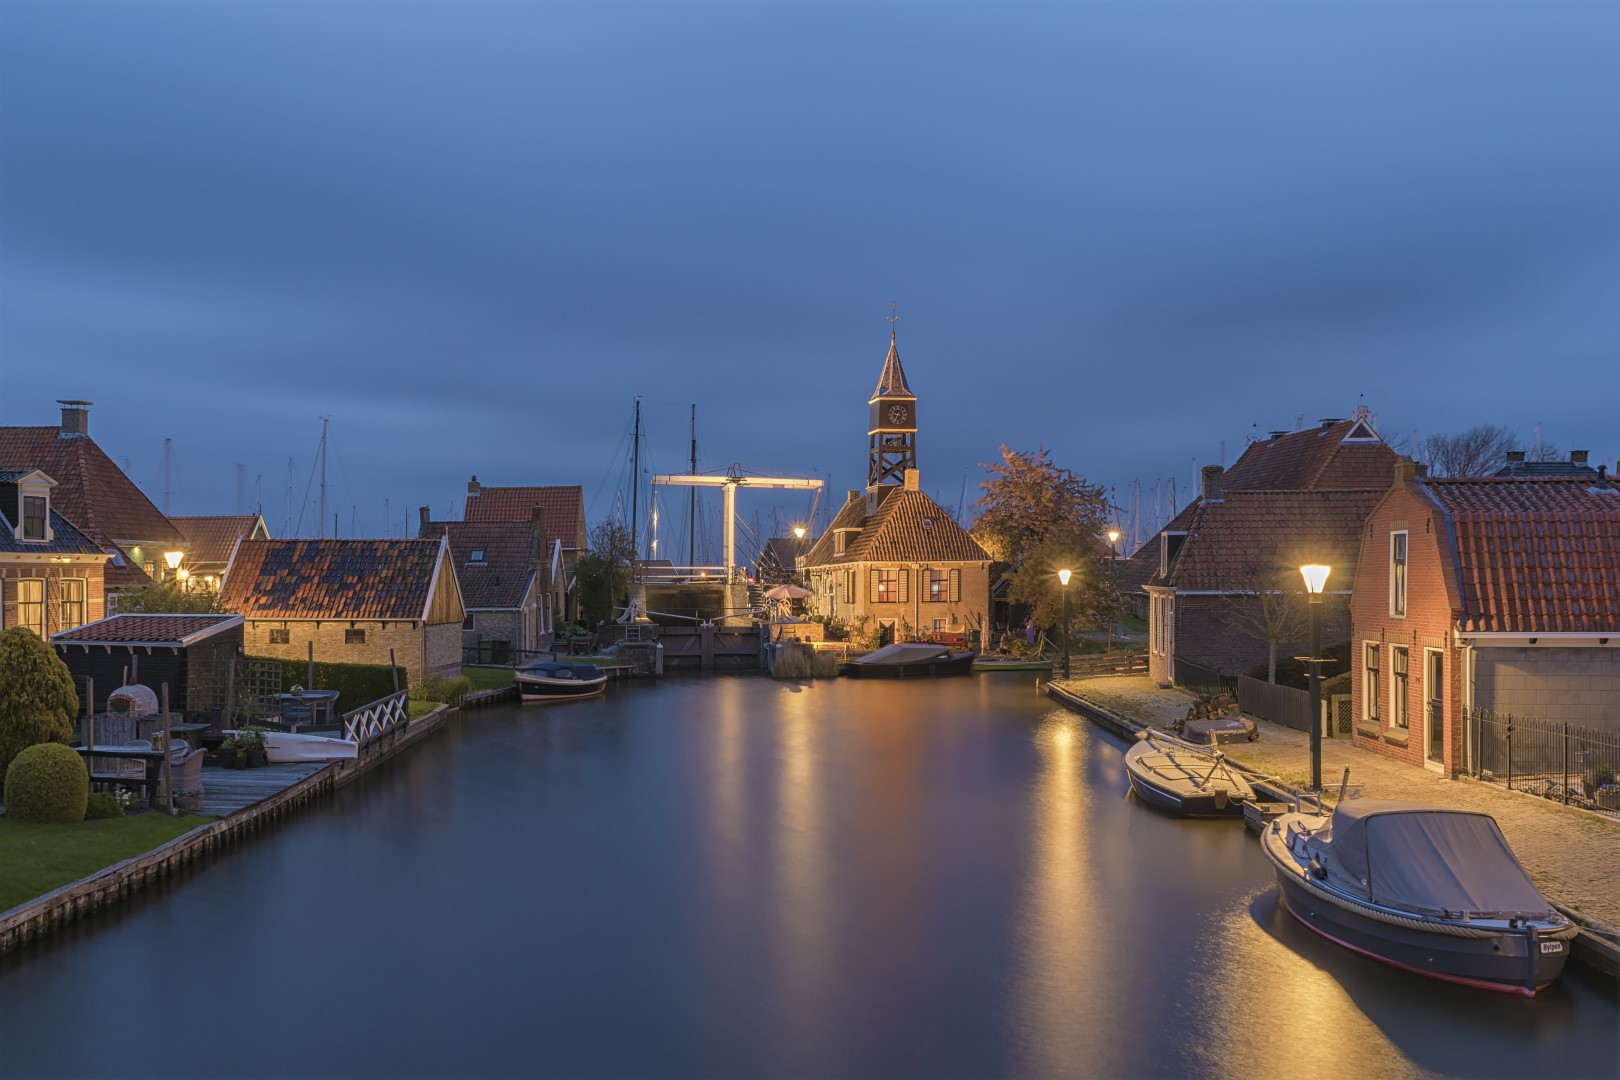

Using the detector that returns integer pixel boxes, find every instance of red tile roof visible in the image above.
[806,488,989,566]
[171,515,267,570]
[426,520,540,610]
[464,485,586,549]
[1221,419,1397,492]
[0,426,183,546]
[1421,478,1620,633]
[221,539,449,620]
[871,332,913,398]
[52,613,242,647]
[1165,490,1383,593]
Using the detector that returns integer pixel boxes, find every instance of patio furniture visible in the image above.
[159,748,206,811]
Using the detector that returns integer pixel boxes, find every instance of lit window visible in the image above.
[874,569,898,603]
[926,568,948,602]
[60,579,87,629]
[1392,646,1409,729]
[1364,644,1380,724]
[269,628,290,645]
[1390,531,1408,617]
[346,628,366,645]
[17,579,44,635]
[21,496,46,540]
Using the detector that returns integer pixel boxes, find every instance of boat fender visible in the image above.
[1308,858,1327,881]
[1214,789,1229,810]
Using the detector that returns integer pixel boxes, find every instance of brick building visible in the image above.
[1,468,111,635]
[420,509,555,660]
[0,401,187,593]
[1351,463,1620,775]
[1142,410,1399,686]
[170,514,270,588]
[802,330,992,644]
[462,480,584,621]
[220,537,466,684]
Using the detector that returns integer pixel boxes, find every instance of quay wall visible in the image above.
[0,703,456,956]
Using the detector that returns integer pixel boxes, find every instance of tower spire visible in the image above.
[867,314,919,488]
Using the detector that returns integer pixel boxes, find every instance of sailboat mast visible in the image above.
[629,398,641,559]
[162,437,172,515]
[318,417,329,540]
[688,404,697,566]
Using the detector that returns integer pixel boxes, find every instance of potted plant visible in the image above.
[218,736,244,769]
[240,727,268,768]
[176,788,203,812]
[1592,763,1620,810]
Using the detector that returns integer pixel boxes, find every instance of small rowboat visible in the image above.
[1262,800,1577,995]
[840,642,977,678]
[1123,730,1254,817]
[515,661,608,703]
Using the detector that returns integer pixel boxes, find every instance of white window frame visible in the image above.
[17,578,45,636]
[1363,642,1380,724]
[1391,645,1409,730]
[1390,530,1408,618]
[59,577,88,630]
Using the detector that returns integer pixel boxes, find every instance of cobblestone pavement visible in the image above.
[1051,674,1620,934]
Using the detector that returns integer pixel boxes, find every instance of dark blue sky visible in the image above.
[3,2,1616,556]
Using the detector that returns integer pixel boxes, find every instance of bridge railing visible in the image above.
[342,690,408,746]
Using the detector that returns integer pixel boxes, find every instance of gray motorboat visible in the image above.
[1123,730,1254,817]
[1262,800,1578,996]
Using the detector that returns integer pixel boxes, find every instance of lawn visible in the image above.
[460,666,516,691]
[406,698,442,721]
[0,813,214,912]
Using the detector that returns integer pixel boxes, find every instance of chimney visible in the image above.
[847,489,861,505]
[1319,418,1342,429]
[467,475,481,497]
[1268,430,1287,442]
[903,468,920,491]
[57,400,91,437]
[1414,462,1429,478]
[1597,464,1609,489]
[1505,450,1526,464]
[1570,450,1589,465]
[530,506,546,537]
[1395,460,1417,485]
[531,507,547,572]
[1201,464,1225,502]
[418,506,431,536]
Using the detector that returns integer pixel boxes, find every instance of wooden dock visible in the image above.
[198,762,329,817]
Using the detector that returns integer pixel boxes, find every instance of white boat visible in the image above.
[225,729,359,762]
[1124,730,1254,817]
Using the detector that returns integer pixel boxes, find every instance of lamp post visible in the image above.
[163,550,183,583]
[1106,530,1121,654]
[1300,564,1332,793]
[1057,568,1072,678]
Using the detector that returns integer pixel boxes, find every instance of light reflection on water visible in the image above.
[0,675,1614,1079]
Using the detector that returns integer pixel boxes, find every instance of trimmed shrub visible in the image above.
[85,791,124,820]
[248,657,406,711]
[4,743,89,824]
[0,627,79,778]
[1322,671,1352,697]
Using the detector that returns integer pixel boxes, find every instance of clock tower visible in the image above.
[868,330,918,487]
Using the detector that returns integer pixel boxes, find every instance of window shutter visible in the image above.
[898,569,910,603]
[870,569,881,602]
[950,568,962,602]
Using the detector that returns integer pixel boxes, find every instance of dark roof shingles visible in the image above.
[221,539,444,620]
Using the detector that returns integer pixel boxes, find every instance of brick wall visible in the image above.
[1350,481,1463,773]
[0,561,107,635]
[819,561,993,642]
[243,619,449,685]
[1476,647,1620,732]
[1173,593,1350,680]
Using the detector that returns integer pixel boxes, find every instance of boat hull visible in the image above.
[514,663,608,703]
[840,652,977,678]
[1262,823,1571,995]
[1122,738,1251,818]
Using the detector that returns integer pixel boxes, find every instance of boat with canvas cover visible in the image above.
[1123,730,1254,817]
[515,661,608,702]
[840,642,976,678]
[1261,800,1578,995]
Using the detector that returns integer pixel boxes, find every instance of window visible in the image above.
[269,628,290,645]
[1390,531,1408,617]
[346,628,367,645]
[463,613,475,630]
[1392,646,1409,729]
[468,547,486,563]
[21,496,46,540]
[932,619,947,632]
[873,569,898,603]
[926,568,948,602]
[60,579,87,630]
[17,579,44,635]
[1364,644,1380,723]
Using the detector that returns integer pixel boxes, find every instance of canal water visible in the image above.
[1,676,1615,1078]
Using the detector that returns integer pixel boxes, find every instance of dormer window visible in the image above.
[22,496,46,540]
[468,547,486,564]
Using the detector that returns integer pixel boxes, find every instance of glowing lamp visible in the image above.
[1107,530,1120,546]
[1300,564,1331,595]
[793,526,806,539]
[1057,568,1072,586]
[163,551,184,570]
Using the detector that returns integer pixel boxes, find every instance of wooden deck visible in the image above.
[197,761,330,817]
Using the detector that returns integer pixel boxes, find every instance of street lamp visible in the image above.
[163,550,183,583]
[1105,530,1121,654]
[1057,567,1072,678]
[792,525,807,585]
[1300,563,1332,793]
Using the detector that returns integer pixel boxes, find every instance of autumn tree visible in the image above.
[0,627,79,777]
[974,446,1121,643]
[576,520,637,627]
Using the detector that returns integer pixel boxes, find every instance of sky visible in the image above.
[3,2,1617,560]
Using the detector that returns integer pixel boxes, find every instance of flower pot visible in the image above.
[177,794,203,812]
[1596,790,1620,811]
[228,753,246,770]
[246,749,267,769]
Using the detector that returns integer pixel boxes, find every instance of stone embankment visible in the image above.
[1048,674,1620,978]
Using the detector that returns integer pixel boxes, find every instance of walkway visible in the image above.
[198,761,328,817]
[1051,674,1620,935]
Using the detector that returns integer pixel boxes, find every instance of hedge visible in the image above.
[1243,640,1352,691]
[247,657,407,712]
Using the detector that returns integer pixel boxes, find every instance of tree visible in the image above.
[576,521,637,627]
[1219,560,1309,683]
[0,627,79,777]
[974,446,1119,645]
[113,580,222,614]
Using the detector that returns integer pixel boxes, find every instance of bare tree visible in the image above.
[1219,561,1308,684]
[1416,425,1517,478]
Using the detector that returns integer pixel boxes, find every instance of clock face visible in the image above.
[887,404,909,425]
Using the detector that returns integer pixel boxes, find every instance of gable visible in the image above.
[0,426,182,546]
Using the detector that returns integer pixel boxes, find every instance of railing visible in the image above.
[1467,707,1620,819]
[1067,652,1149,678]
[636,565,729,583]
[342,690,408,746]
[1236,675,1312,732]
[1173,656,1237,697]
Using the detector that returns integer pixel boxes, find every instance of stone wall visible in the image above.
[1476,647,1620,731]
[1173,593,1350,681]
[243,619,456,685]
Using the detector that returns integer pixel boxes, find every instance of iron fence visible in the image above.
[1173,656,1236,698]
[1467,707,1620,819]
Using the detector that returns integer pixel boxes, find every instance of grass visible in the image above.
[0,813,214,912]
[460,666,516,691]
[406,698,441,721]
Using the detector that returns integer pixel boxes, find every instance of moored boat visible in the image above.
[264,731,359,762]
[515,661,608,702]
[1123,731,1254,817]
[840,642,977,678]
[1261,800,1577,996]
